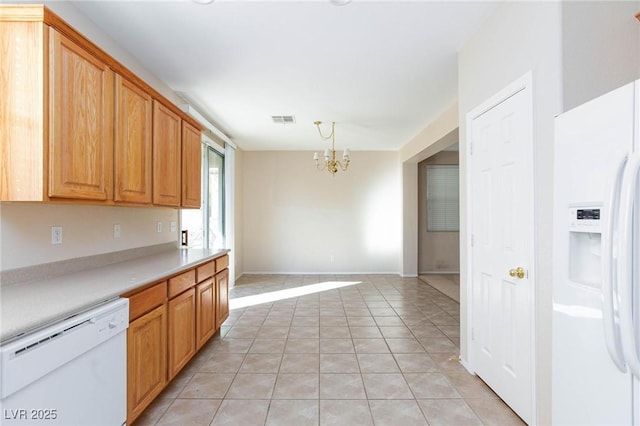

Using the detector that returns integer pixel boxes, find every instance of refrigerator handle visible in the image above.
[602,155,628,372]
[617,154,640,378]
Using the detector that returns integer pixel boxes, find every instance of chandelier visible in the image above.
[312,121,351,176]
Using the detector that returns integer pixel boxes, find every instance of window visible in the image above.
[426,164,459,232]
[181,140,225,249]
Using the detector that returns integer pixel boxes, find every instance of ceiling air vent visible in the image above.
[272,115,296,125]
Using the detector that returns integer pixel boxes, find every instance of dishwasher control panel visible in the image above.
[95,306,128,338]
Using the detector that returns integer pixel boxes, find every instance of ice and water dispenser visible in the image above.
[568,205,603,287]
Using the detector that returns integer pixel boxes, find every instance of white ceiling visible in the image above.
[71,0,497,151]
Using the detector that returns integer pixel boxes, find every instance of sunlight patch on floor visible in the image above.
[229,280,362,310]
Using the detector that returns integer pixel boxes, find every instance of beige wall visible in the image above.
[418,150,460,273]
[242,151,401,274]
[0,203,178,270]
[458,2,563,423]
[400,105,459,277]
[562,1,640,111]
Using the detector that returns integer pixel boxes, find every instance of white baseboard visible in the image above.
[239,271,403,277]
[418,271,460,275]
[459,357,474,375]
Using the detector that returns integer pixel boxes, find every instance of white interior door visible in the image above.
[468,76,534,424]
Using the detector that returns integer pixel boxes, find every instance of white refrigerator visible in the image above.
[553,79,640,425]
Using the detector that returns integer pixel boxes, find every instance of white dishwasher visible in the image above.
[0,298,129,425]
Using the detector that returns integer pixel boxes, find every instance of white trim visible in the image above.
[419,271,460,275]
[202,133,225,154]
[465,71,537,425]
[242,271,406,276]
[179,102,237,149]
[224,143,236,289]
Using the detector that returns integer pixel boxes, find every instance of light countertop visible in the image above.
[0,248,229,343]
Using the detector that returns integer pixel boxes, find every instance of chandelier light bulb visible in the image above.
[313,120,351,176]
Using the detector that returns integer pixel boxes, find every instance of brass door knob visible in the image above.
[509,267,525,279]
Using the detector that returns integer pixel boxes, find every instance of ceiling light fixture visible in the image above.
[329,0,352,5]
[191,0,215,4]
[313,121,351,176]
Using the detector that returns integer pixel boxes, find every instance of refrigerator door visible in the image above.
[552,81,635,425]
[602,154,628,372]
[617,154,640,377]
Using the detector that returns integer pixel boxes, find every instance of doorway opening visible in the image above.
[418,142,461,302]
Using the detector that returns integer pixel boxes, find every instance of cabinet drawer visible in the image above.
[127,281,167,322]
[215,254,229,273]
[196,261,215,282]
[168,269,196,299]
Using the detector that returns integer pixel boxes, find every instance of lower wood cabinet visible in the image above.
[216,268,229,329]
[196,278,216,350]
[123,253,230,424]
[127,304,167,424]
[168,287,196,380]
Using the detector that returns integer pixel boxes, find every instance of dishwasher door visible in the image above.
[0,298,129,426]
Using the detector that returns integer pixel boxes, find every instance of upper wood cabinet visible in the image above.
[182,122,202,208]
[114,74,152,204]
[153,101,182,207]
[0,20,46,201]
[0,6,204,205]
[49,28,114,200]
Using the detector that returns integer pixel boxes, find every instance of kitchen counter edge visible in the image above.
[0,248,230,343]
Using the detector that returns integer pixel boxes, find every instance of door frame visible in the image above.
[464,71,537,424]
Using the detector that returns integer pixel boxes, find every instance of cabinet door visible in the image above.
[168,288,196,380]
[216,269,229,330]
[127,304,167,425]
[114,74,152,203]
[196,278,216,350]
[153,101,181,206]
[49,28,114,200]
[181,121,202,208]
[0,20,45,201]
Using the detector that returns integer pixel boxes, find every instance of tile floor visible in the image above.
[133,274,524,426]
[418,274,460,303]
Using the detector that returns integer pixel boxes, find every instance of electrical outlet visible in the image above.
[51,226,62,245]
[156,221,162,233]
[113,224,121,239]
[170,221,177,232]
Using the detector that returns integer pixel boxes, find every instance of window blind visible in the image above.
[426,164,460,232]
